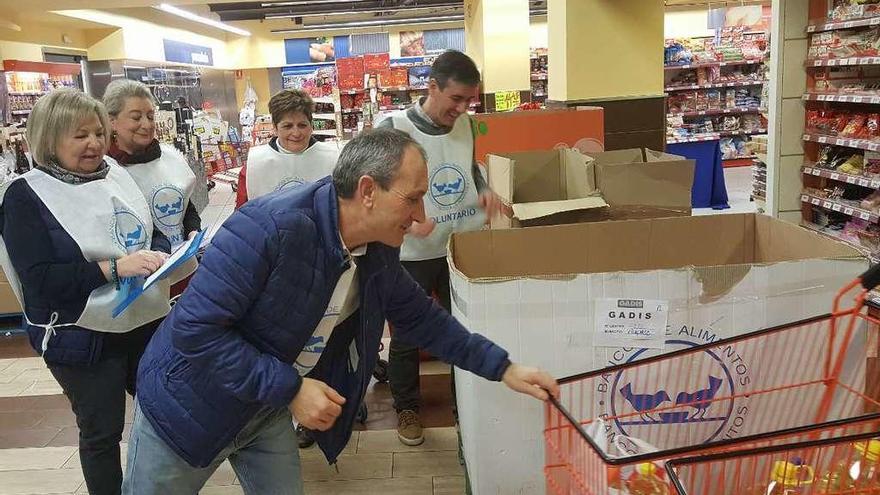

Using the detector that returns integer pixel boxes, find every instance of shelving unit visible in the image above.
[530,48,548,104]
[1,60,80,124]
[664,29,769,167]
[799,3,880,256]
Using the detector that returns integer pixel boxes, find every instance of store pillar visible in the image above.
[463,0,531,111]
[546,0,666,150]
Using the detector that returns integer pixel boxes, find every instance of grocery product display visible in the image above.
[802,0,880,254]
[1,60,81,124]
[530,48,548,103]
[665,28,768,160]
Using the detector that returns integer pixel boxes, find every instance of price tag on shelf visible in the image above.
[844,21,855,28]
[853,96,864,103]
[802,194,809,202]
[812,198,821,205]
[828,59,838,66]
[860,178,871,187]
[813,168,822,176]
[818,94,827,101]
[841,95,852,102]
[818,136,829,143]
[847,176,857,184]
[873,97,880,104]
[823,201,834,209]
[832,203,843,212]
[845,207,855,215]
[848,139,860,148]
[873,18,880,25]
[860,211,872,221]
[831,172,841,180]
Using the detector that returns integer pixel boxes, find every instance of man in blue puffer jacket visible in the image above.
[122,128,558,494]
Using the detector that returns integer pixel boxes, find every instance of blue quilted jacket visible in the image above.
[135,177,511,467]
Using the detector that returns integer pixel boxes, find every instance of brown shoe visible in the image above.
[397,409,424,446]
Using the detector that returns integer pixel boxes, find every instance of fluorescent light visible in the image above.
[155,4,251,36]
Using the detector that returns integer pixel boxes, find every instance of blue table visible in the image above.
[667,140,730,210]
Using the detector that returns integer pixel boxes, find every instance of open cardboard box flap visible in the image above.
[511,196,609,221]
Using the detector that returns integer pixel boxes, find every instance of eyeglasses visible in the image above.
[389,187,423,207]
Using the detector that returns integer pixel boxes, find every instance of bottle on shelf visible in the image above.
[625,462,670,495]
[817,439,880,493]
[746,458,814,495]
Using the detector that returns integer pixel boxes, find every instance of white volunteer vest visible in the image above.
[392,112,485,261]
[114,144,198,283]
[0,165,171,349]
[245,140,340,199]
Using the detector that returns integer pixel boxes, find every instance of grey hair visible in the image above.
[102,79,156,116]
[333,128,427,198]
[26,89,111,167]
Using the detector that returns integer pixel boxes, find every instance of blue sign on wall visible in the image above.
[284,36,350,65]
[163,39,214,66]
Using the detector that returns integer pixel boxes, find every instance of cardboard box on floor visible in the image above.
[487,147,695,228]
[448,214,867,495]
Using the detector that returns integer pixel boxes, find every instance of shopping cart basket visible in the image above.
[665,426,880,495]
[544,265,880,495]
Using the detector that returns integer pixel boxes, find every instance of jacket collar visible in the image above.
[313,177,347,265]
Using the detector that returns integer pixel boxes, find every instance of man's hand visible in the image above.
[478,191,511,220]
[501,363,559,401]
[288,378,347,431]
[407,219,436,238]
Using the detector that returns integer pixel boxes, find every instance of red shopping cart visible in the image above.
[544,265,880,495]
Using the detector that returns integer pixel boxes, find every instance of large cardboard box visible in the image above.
[488,148,695,228]
[448,214,867,495]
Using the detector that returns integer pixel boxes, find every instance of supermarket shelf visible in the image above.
[312,96,334,103]
[341,108,362,114]
[807,56,880,67]
[8,91,46,96]
[664,58,767,70]
[530,74,547,80]
[665,80,766,92]
[667,106,762,118]
[532,92,547,98]
[807,16,880,33]
[802,133,880,151]
[803,92,880,104]
[340,89,363,95]
[313,113,335,119]
[802,222,873,255]
[379,104,408,111]
[10,109,32,115]
[380,86,428,92]
[312,129,338,136]
[801,193,879,222]
[667,129,767,144]
[802,165,880,189]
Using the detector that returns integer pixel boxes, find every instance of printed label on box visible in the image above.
[595,299,668,349]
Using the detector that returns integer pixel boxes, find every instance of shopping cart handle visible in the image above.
[861,264,880,290]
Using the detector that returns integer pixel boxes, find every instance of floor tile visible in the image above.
[300,452,392,482]
[357,427,457,454]
[0,468,83,494]
[299,431,358,460]
[433,476,466,495]
[46,427,79,448]
[0,446,75,472]
[0,382,30,398]
[200,487,244,495]
[392,451,463,478]
[0,411,44,430]
[0,427,62,449]
[37,409,77,429]
[10,369,54,384]
[304,476,433,495]
[204,461,237,487]
[63,444,127,471]
[19,381,63,397]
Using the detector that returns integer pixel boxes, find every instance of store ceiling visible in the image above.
[209,0,547,23]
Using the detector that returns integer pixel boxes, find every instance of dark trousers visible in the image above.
[389,257,451,413]
[48,321,158,495]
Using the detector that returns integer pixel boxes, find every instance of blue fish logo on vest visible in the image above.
[114,210,147,251]
[275,177,305,192]
[607,340,744,446]
[152,187,185,228]
[429,164,467,208]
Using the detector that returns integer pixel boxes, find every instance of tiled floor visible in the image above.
[0,182,464,494]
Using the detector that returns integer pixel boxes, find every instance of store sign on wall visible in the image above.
[163,39,214,67]
[494,91,520,112]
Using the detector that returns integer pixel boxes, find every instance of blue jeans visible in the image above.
[122,400,304,495]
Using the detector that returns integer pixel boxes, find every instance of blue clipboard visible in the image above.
[112,229,207,318]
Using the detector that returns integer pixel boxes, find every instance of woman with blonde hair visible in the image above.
[0,89,171,495]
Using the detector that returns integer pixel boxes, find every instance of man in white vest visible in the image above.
[376,50,503,446]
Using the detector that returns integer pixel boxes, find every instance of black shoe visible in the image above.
[296,424,315,449]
